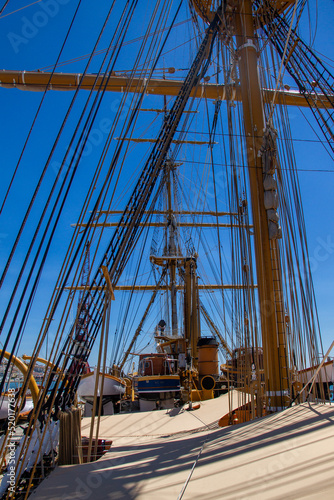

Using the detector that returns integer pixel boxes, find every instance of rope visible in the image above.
[266,0,300,126]
[177,439,207,500]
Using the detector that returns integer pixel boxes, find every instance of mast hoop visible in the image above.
[238,39,257,52]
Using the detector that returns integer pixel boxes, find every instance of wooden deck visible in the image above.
[32,396,334,499]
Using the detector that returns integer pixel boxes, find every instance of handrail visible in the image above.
[0,350,39,405]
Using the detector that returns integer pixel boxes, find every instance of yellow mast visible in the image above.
[184,258,200,369]
[187,0,292,410]
[234,0,289,410]
[165,161,179,336]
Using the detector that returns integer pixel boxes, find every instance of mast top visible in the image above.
[191,1,296,24]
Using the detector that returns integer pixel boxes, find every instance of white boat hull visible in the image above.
[0,395,34,420]
[299,360,334,385]
[77,371,125,402]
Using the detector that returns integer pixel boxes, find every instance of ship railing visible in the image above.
[139,359,154,376]
[164,357,178,375]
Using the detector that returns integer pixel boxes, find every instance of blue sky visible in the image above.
[0,1,333,365]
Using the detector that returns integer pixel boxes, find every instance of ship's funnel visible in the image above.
[197,337,219,376]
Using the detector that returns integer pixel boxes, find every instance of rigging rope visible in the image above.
[259,2,334,153]
[50,4,223,411]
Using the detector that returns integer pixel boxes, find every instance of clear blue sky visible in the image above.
[0,1,333,365]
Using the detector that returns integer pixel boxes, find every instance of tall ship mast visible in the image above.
[0,1,333,497]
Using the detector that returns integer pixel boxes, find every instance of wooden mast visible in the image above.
[184,257,200,369]
[165,161,179,337]
[234,0,289,411]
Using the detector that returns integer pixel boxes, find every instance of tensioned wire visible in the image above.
[24,0,187,422]
[174,116,236,348]
[174,69,244,352]
[248,0,326,390]
[1,0,163,386]
[259,16,323,374]
[0,0,83,218]
[0,0,141,472]
[0,0,172,488]
[36,18,193,72]
[0,0,9,16]
[109,210,156,367]
[261,29,307,381]
[0,0,43,17]
[186,2,326,395]
[0,0,132,392]
[81,0,185,372]
[0,0,126,328]
[112,166,187,366]
[105,3,234,370]
[175,114,248,360]
[0,0,87,382]
[258,0,334,155]
[1,1,185,496]
[28,0,177,402]
[0,0,330,492]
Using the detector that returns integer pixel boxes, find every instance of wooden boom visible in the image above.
[0,70,333,109]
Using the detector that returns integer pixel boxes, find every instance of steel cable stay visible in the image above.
[259,3,334,152]
[206,97,227,323]
[0,0,122,289]
[276,82,322,357]
[26,0,183,410]
[260,8,324,373]
[0,0,130,347]
[256,28,324,372]
[291,103,334,161]
[109,209,156,367]
[0,0,85,218]
[66,1,180,289]
[188,1,327,400]
[0,0,9,16]
[54,174,171,406]
[218,49,238,342]
[176,95,251,361]
[225,96,246,357]
[174,135,240,346]
[0,4,331,498]
[275,164,321,370]
[0,0,120,388]
[118,268,168,372]
[180,200,235,340]
[0,0,139,394]
[45,7,224,412]
[35,18,193,72]
[0,0,88,337]
[0,1,166,486]
[12,0,167,406]
[111,205,171,365]
[31,0,180,412]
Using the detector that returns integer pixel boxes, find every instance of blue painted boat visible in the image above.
[134,353,180,403]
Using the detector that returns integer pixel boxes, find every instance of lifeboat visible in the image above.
[77,370,126,406]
